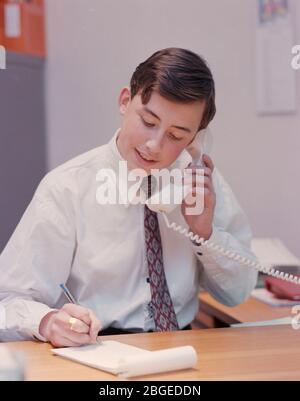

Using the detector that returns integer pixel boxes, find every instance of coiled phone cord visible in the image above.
[162,213,300,285]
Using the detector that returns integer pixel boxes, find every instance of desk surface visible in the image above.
[6,325,300,380]
[199,292,292,326]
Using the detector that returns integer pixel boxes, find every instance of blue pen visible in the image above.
[59,283,77,304]
[59,283,102,344]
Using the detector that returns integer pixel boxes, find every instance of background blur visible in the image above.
[0,0,299,258]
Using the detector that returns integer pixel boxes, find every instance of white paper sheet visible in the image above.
[52,341,150,374]
[118,346,197,378]
[52,341,198,378]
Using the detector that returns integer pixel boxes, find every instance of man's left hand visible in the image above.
[181,154,216,241]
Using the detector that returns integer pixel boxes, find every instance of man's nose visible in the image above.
[146,131,164,154]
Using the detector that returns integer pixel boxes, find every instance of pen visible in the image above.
[59,283,102,344]
[59,283,77,304]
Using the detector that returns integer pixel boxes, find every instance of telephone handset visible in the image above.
[146,129,300,286]
[145,128,211,214]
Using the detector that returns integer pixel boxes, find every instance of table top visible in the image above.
[5,325,300,381]
[199,292,292,325]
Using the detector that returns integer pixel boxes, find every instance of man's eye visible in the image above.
[141,118,155,128]
[168,133,183,141]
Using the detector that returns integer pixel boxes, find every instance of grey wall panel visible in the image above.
[0,51,46,252]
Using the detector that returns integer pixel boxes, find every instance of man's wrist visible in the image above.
[39,310,57,340]
[191,227,212,242]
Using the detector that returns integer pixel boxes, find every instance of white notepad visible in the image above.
[52,341,150,375]
[52,341,197,378]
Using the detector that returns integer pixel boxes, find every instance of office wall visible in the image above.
[45,0,300,257]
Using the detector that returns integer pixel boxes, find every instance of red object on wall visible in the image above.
[1,0,45,57]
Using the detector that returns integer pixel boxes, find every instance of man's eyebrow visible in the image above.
[142,106,192,134]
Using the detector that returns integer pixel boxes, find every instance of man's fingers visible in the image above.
[88,310,102,341]
[185,166,212,179]
[61,306,101,341]
[186,166,212,176]
[68,317,90,334]
[45,305,102,347]
[62,303,92,325]
[184,175,211,189]
[63,330,93,345]
[51,334,87,348]
[51,315,93,345]
[54,310,90,334]
[202,153,214,172]
[184,175,214,199]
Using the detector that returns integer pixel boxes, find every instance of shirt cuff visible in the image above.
[4,299,57,342]
[191,225,234,285]
[26,303,58,342]
[191,225,258,305]
[190,225,226,257]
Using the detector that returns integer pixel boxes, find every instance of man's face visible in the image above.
[117,88,206,173]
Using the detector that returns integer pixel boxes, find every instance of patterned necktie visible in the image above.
[144,175,179,331]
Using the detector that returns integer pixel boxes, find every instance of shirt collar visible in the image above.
[107,127,124,166]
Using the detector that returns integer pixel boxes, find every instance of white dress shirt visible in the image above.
[0,128,258,341]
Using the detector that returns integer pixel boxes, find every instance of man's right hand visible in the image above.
[39,303,102,347]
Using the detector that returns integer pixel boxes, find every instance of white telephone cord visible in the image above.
[162,213,300,285]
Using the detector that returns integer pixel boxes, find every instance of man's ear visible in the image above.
[119,87,131,115]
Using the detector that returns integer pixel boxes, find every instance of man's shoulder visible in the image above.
[36,143,111,196]
[52,143,110,174]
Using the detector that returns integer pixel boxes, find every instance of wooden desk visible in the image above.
[5,325,300,380]
[196,292,293,328]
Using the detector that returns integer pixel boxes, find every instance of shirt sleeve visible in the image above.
[0,172,76,341]
[191,167,258,306]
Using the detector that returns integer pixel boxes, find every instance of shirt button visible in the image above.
[147,302,154,318]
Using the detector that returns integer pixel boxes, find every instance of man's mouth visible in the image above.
[135,148,158,163]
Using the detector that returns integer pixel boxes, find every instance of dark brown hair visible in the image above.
[130,48,216,131]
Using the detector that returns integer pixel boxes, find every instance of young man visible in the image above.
[0,48,257,347]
